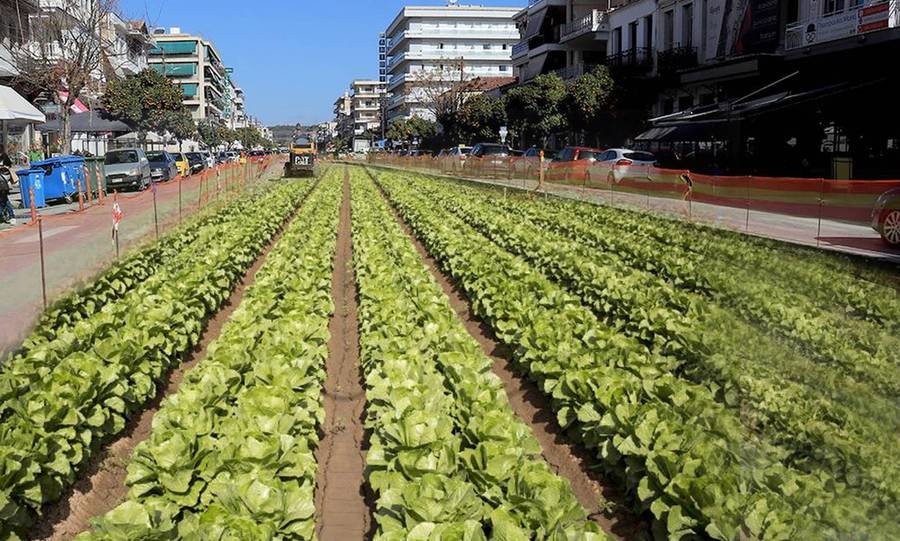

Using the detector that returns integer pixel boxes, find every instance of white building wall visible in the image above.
[384,5,519,122]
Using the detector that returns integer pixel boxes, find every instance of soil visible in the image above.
[314,168,371,541]
[365,166,649,540]
[29,182,308,541]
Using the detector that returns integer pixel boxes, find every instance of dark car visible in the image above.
[466,143,513,177]
[216,152,229,164]
[871,188,900,246]
[185,152,206,174]
[146,151,178,182]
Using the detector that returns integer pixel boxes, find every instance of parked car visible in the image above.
[466,143,512,177]
[871,188,900,246]
[185,152,206,174]
[227,151,240,163]
[146,151,178,182]
[439,146,471,173]
[216,152,229,164]
[104,148,151,192]
[592,148,658,183]
[514,147,556,178]
[547,146,604,182]
[174,152,191,177]
[203,151,215,169]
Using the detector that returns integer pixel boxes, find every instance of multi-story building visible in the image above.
[229,84,249,129]
[351,79,386,136]
[379,33,388,83]
[333,90,353,141]
[0,0,40,79]
[101,15,154,79]
[382,2,520,121]
[147,27,229,121]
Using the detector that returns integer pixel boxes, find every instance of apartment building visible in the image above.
[0,0,40,79]
[382,2,520,121]
[147,28,229,121]
[379,33,388,82]
[101,15,154,79]
[351,79,386,135]
[333,90,353,140]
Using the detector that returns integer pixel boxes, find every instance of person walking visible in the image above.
[0,146,19,224]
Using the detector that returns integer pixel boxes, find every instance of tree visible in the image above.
[197,118,226,150]
[386,116,438,150]
[159,109,196,151]
[102,68,185,145]
[236,126,263,151]
[414,58,471,121]
[564,66,616,147]
[13,0,120,153]
[505,73,567,148]
[443,94,506,145]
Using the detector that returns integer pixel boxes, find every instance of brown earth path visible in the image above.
[314,168,371,541]
[365,165,649,540]
[29,174,310,541]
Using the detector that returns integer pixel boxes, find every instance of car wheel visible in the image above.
[881,209,900,246]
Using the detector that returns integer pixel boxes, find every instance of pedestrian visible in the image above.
[28,143,43,165]
[0,147,17,224]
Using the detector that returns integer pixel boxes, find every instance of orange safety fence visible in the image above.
[367,154,900,228]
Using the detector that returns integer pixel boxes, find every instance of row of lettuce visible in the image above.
[370,166,898,540]
[75,169,343,539]
[350,169,606,540]
[0,175,318,539]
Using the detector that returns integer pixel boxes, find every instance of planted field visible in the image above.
[0,162,895,540]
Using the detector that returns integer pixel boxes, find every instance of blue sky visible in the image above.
[121,0,525,126]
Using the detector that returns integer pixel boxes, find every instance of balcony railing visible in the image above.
[561,9,608,41]
[657,46,697,76]
[606,47,654,73]
[512,40,530,58]
[552,62,601,80]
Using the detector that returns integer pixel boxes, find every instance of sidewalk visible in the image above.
[364,162,900,265]
[0,161,282,357]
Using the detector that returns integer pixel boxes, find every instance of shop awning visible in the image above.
[0,85,46,124]
[38,110,131,133]
[524,7,548,39]
[635,123,722,142]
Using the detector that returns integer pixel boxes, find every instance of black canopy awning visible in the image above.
[524,7,548,39]
[38,110,132,133]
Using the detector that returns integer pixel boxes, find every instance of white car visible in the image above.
[594,148,657,182]
[203,152,215,169]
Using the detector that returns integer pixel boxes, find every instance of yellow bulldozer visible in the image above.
[285,135,317,177]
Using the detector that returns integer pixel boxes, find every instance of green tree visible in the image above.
[197,118,226,150]
[565,66,616,146]
[386,116,439,150]
[505,73,567,148]
[236,126,263,151]
[102,69,185,146]
[452,94,507,145]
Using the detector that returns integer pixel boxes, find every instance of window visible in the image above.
[500,65,509,71]
[502,43,508,50]
[663,10,674,49]
[613,27,622,54]
[629,22,638,52]
[484,44,491,50]
[644,15,653,49]
[823,0,845,14]
[678,95,694,111]
[439,43,444,49]
[682,3,694,48]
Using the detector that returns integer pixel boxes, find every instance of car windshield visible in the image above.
[578,150,599,161]
[186,153,201,160]
[478,145,508,156]
[293,136,311,148]
[146,152,166,162]
[105,150,139,165]
[624,151,657,162]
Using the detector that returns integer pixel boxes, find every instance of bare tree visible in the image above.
[12,0,119,153]
[413,57,474,122]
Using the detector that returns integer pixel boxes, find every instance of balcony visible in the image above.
[606,47,654,74]
[656,46,697,77]
[512,40,530,59]
[560,9,609,43]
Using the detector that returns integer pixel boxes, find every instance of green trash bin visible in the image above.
[84,157,106,197]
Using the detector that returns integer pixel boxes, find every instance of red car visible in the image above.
[546,146,604,182]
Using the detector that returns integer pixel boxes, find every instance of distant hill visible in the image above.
[269,124,318,145]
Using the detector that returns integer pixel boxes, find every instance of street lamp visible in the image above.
[499,126,508,144]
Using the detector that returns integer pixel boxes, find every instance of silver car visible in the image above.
[105,148,151,192]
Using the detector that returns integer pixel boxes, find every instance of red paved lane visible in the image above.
[0,160,279,357]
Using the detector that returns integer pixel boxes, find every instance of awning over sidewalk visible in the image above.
[0,85,46,124]
[37,110,131,134]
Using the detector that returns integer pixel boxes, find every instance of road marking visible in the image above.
[13,225,79,244]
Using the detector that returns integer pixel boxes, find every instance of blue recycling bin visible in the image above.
[31,155,83,201]
[16,169,47,208]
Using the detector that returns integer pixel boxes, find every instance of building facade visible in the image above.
[351,79,386,136]
[382,2,520,121]
[147,28,229,121]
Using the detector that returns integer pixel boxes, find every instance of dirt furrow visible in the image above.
[314,169,370,541]
[30,182,314,541]
[365,165,648,540]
